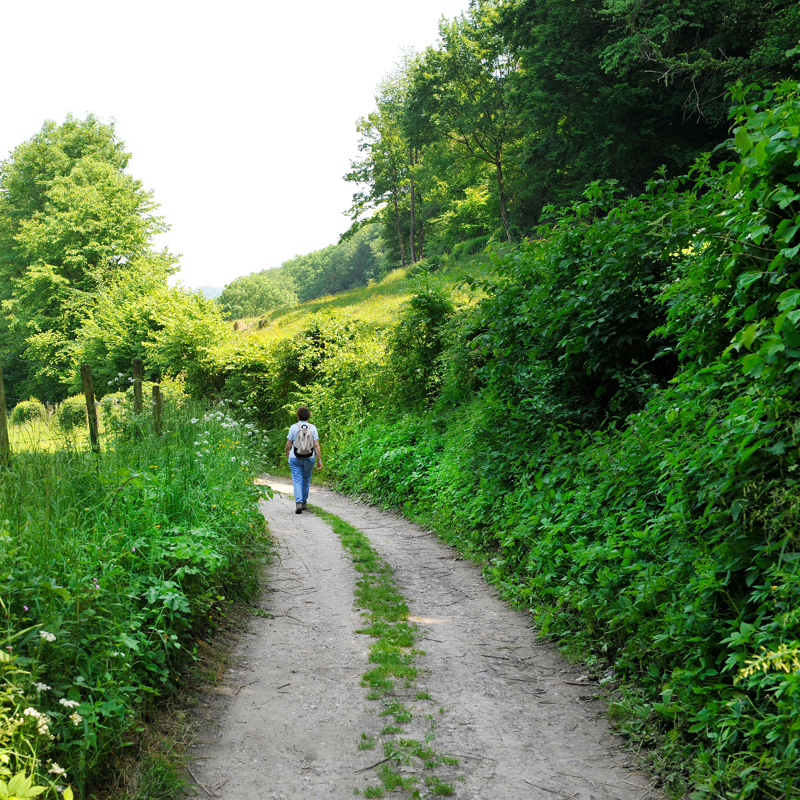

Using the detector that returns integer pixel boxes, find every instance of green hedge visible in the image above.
[10,399,47,425]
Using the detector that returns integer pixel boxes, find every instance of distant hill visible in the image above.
[198,285,223,299]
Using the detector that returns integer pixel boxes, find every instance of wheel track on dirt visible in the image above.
[190,480,664,800]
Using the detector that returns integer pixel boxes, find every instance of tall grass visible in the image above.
[0,396,272,797]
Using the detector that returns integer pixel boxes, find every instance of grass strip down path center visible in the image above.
[308,506,458,798]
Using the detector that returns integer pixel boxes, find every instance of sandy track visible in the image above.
[190,481,663,800]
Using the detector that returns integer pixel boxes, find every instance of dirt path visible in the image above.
[190,481,663,800]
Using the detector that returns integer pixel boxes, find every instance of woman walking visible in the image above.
[285,406,322,514]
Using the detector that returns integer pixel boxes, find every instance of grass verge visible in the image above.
[0,397,273,798]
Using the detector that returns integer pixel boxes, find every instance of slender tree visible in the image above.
[406,2,519,243]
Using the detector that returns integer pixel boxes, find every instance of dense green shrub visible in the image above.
[56,396,87,430]
[388,283,455,407]
[10,399,47,425]
[328,83,800,797]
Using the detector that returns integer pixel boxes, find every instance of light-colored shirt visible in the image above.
[287,422,319,459]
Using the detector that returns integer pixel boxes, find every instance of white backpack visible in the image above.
[294,423,314,458]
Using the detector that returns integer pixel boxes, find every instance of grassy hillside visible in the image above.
[232,263,484,344]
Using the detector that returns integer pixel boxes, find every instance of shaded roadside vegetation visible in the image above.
[0,391,272,798]
[207,82,800,797]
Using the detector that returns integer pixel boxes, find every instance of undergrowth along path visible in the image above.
[192,481,664,799]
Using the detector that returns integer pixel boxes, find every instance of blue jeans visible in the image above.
[288,456,315,504]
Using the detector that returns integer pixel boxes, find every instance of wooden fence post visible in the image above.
[133,358,143,413]
[152,384,162,435]
[0,362,10,467]
[80,364,101,454]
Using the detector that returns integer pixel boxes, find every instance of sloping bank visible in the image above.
[262,84,798,799]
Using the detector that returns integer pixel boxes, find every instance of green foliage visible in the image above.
[0,396,271,794]
[476,175,706,427]
[598,0,800,122]
[220,309,392,461]
[388,284,455,407]
[406,3,518,242]
[280,223,389,302]
[0,115,177,402]
[217,269,296,320]
[75,265,231,397]
[0,772,48,799]
[324,84,800,797]
[10,401,47,426]
[55,397,86,431]
[346,0,800,252]
[229,226,389,313]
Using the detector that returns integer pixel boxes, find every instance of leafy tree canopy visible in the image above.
[0,115,176,401]
[217,269,297,320]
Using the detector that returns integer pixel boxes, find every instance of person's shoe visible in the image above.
[301,502,308,511]
[295,502,303,514]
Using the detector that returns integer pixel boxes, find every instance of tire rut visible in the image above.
[190,480,664,800]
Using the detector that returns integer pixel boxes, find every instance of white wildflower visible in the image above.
[230,456,236,462]
[48,762,66,777]
[191,418,199,424]
[59,699,80,708]
[23,707,54,739]
[69,712,83,726]
[34,682,51,692]
[39,630,56,642]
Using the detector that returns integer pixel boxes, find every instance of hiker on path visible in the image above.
[285,406,322,514]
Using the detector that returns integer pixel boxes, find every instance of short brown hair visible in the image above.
[296,406,311,421]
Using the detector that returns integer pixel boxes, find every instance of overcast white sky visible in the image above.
[2,0,468,290]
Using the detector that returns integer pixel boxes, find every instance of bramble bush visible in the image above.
[0,391,272,797]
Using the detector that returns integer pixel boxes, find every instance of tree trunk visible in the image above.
[496,157,512,244]
[392,190,406,268]
[408,147,417,263]
[418,191,425,261]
